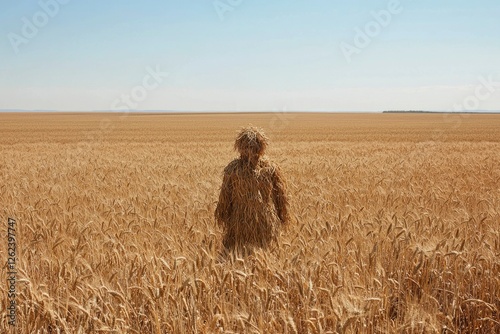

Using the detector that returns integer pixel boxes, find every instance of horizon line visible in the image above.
[1,109,500,114]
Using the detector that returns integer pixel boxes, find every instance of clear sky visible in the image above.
[1,0,499,111]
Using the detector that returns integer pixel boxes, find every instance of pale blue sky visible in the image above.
[1,0,499,111]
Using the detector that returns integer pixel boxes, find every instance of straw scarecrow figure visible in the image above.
[215,126,289,254]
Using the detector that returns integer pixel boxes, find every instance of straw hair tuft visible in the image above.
[234,125,269,159]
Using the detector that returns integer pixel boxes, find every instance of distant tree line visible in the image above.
[383,110,499,114]
[383,110,431,113]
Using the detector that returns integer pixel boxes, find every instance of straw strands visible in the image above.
[215,126,289,254]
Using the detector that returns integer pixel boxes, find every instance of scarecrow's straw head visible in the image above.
[234,126,269,159]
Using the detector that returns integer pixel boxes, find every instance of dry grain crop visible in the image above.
[0,112,499,333]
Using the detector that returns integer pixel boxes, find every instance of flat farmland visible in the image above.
[1,112,499,333]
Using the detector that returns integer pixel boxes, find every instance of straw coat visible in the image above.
[215,127,289,252]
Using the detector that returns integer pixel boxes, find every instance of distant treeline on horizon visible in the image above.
[383,110,500,114]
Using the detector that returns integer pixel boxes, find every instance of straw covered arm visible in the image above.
[215,163,235,227]
[271,164,289,224]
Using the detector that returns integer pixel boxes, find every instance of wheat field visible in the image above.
[1,112,499,333]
